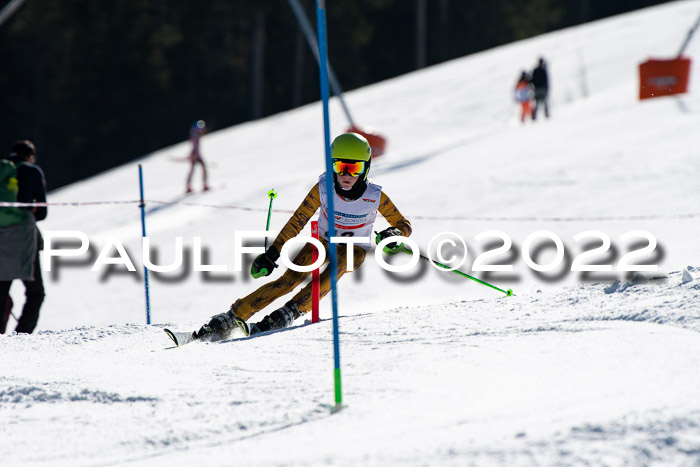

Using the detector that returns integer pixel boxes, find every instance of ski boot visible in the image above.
[194,308,250,339]
[249,300,301,335]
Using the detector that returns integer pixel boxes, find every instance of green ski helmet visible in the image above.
[331,132,371,181]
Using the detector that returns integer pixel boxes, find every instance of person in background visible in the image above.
[530,57,550,120]
[514,71,533,123]
[0,140,46,334]
[186,120,210,193]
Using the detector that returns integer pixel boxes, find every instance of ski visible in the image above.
[163,328,233,347]
[164,314,319,348]
[164,318,250,347]
[164,328,198,347]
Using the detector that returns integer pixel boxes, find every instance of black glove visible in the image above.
[251,247,280,278]
[375,227,403,255]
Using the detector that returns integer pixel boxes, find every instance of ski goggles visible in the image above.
[332,160,366,177]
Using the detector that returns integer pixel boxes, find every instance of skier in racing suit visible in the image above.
[199,132,411,337]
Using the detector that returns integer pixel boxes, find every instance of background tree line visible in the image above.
[0,0,670,189]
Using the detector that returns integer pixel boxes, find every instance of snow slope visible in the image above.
[2,1,700,465]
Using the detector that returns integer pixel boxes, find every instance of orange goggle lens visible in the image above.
[332,160,366,177]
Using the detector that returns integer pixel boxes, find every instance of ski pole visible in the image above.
[388,241,513,296]
[264,189,277,251]
[253,189,279,278]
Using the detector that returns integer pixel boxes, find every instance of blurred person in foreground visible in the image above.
[0,140,46,334]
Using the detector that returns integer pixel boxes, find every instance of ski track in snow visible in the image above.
[2,270,700,466]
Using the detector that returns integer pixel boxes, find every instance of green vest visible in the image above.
[0,159,27,227]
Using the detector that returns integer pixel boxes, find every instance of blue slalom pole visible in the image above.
[138,165,151,325]
[316,0,343,411]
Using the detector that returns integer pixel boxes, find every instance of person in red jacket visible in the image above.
[514,71,533,123]
[186,120,209,193]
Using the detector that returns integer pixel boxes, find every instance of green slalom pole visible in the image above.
[264,189,277,251]
[395,243,514,296]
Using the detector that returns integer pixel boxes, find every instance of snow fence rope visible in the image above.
[1,200,698,222]
[0,200,295,213]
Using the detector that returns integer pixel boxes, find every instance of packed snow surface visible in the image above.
[2,2,700,465]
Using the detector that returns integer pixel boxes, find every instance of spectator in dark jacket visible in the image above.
[530,57,550,120]
[0,140,47,333]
